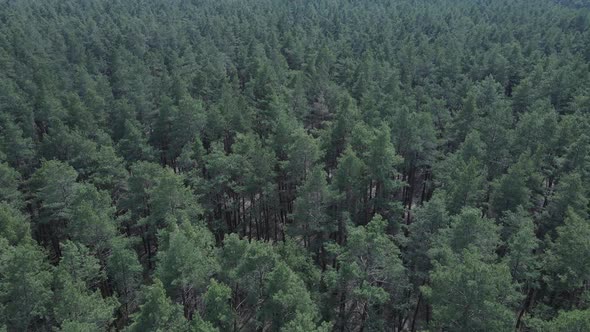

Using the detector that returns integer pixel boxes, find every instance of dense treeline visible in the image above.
[0,0,589,331]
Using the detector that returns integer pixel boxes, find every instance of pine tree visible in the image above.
[261,262,320,331]
[0,163,22,207]
[424,250,519,332]
[437,156,487,215]
[490,156,535,216]
[332,146,365,237]
[67,184,117,257]
[107,238,143,323]
[290,165,332,253]
[365,124,403,222]
[527,309,590,332]
[546,209,590,292]
[155,222,219,318]
[326,215,407,331]
[30,160,81,256]
[54,243,118,331]
[203,279,233,331]
[0,202,31,246]
[404,193,450,281]
[0,241,53,331]
[127,279,189,332]
[430,208,500,264]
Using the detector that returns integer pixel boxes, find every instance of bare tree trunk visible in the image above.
[411,291,423,332]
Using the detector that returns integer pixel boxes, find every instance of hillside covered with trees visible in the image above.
[1,0,590,331]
